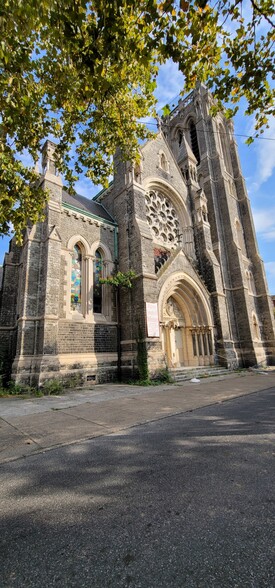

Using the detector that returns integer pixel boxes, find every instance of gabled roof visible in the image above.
[62,190,115,223]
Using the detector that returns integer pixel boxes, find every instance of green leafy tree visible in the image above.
[100,270,136,289]
[1,0,274,238]
[100,269,136,380]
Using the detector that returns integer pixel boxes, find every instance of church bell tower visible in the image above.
[165,84,275,367]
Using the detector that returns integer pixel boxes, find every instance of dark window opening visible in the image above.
[192,334,197,356]
[190,121,200,165]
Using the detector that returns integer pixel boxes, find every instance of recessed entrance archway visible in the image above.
[159,273,214,368]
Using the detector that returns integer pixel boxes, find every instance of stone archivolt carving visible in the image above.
[145,190,180,249]
[163,296,185,328]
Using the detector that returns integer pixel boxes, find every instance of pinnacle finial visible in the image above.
[156,114,162,131]
[34,160,40,175]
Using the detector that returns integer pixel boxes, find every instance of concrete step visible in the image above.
[168,366,230,382]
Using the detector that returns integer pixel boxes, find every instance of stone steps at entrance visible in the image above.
[168,366,230,382]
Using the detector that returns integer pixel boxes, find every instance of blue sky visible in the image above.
[1,60,275,294]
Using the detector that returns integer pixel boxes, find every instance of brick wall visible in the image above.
[57,322,117,354]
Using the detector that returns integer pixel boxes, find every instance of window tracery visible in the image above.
[145,190,180,249]
[154,247,171,273]
[66,237,114,320]
[158,151,169,173]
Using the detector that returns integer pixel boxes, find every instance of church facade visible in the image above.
[1,84,275,386]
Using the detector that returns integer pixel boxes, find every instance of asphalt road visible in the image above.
[1,386,275,588]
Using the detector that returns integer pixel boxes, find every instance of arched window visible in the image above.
[71,243,82,312]
[249,271,256,295]
[134,163,141,184]
[189,120,200,164]
[202,206,208,222]
[236,219,247,257]
[219,124,231,173]
[198,174,204,189]
[93,249,103,313]
[230,181,236,196]
[177,129,183,147]
[160,152,168,172]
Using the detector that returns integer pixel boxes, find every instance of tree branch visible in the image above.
[250,0,275,28]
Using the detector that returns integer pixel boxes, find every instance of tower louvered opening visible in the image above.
[189,121,200,164]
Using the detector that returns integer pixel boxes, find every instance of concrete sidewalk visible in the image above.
[1,371,275,464]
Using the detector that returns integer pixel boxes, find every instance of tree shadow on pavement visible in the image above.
[0,388,275,588]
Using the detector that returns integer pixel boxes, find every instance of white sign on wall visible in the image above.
[146,302,160,338]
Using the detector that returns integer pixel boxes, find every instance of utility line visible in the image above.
[137,120,275,141]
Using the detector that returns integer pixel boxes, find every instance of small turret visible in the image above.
[41,140,60,177]
[41,140,62,189]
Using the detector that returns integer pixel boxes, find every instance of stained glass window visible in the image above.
[93,249,103,313]
[71,244,82,312]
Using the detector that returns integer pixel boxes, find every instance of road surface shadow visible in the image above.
[0,387,275,587]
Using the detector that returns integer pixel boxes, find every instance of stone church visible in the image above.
[1,84,275,386]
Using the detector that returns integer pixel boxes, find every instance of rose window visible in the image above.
[145,190,180,248]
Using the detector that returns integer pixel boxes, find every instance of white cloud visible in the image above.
[74,177,101,199]
[264,262,275,294]
[155,60,184,110]
[222,0,269,36]
[252,207,275,243]
[265,262,275,277]
[253,208,275,234]
[15,149,34,169]
[263,231,275,242]
[248,116,275,189]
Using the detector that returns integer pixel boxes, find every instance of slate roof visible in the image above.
[62,190,115,224]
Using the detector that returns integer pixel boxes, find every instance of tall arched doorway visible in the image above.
[159,274,214,368]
